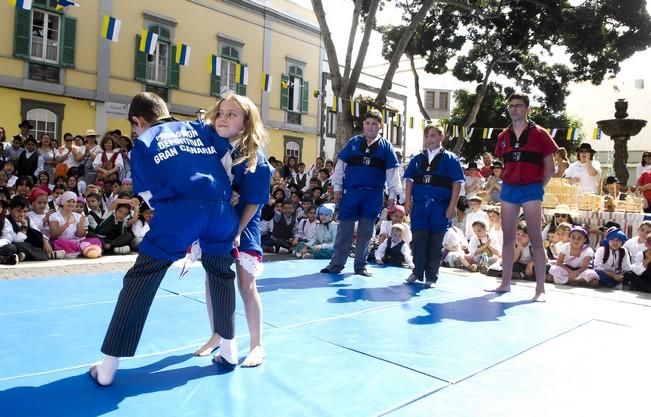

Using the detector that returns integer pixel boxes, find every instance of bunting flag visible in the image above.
[234,63,248,85]
[8,0,32,10]
[207,54,222,76]
[139,30,159,55]
[482,128,488,139]
[394,113,401,127]
[452,125,460,138]
[592,127,602,140]
[350,101,360,118]
[462,127,469,141]
[174,43,191,66]
[468,127,475,138]
[56,0,79,10]
[566,127,577,141]
[331,96,342,113]
[101,16,121,42]
[261,73,272,92]
[487,128,494,139]
[409,116,414,129]
[550,128,558,138]
[421,119,426,129]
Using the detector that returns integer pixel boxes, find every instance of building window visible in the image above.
[286,141,300,159]
[145,84,169,102]
[287,112,302,125]
[210,42,246,97]
[146,41,168,85]
[12,1,76,78]
[281,63,309,123]
[424,90,450,111]
[134,24,180,90]
[284,136,303,162]
[438,92,449,110]
[425,91,435,110]
[26,108,57,140]
[31,9,60,63]
[28,62,60,83]
[326,108,337,137]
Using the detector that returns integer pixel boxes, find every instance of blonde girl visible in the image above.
[195,93,272,367]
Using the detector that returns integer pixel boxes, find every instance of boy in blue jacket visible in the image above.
[89,92,239,386]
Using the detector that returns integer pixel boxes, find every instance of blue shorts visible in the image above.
[500,182,544,205]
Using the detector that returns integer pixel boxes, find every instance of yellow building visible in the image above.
[0,0,322,164]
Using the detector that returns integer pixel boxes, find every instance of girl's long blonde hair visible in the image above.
[206,93,268,173]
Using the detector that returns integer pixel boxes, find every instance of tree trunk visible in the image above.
[452,56,500,155]
[409,53,431,121]
[335,110,354,160]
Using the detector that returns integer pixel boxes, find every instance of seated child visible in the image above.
[6,196,49,261]
[49,191,102,258]
[547,226,599,286]
[594,227,632,288]
[130,201,153,252]
[544,229,560,260]
[375,223,414,268]
[553,222,572,254]
[464,196,489,240]
[624,234,651,292]
[464,220,500,273]
[442,224,468,268]
[85,192,104,232]
[27,188,64,259]
[623,221,651,261]
[272,201,298,253]
[94,200,136,254]
[0,199,20,265]
[512,221,537,280]
[377,204,410,245]
[295,203,337,259]
[294,205,318,255]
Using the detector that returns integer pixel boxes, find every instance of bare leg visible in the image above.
[522,200,546,301]
[236,262,265,367]
[486,201,519,292]
[194,276,221,356]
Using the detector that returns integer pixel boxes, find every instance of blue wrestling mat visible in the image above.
[1,259,650,417]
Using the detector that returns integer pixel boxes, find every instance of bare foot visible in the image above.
[194,334,221,356]
[532,290,546,302]
[241,345,266,368]
[485,283,511,293]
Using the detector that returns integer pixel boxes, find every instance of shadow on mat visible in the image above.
[408,294,532,325]
[0,354,231,417]
[256,273,351,293]
[327,283,427,303]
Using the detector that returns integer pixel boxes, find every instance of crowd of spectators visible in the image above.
[2,120,651,294]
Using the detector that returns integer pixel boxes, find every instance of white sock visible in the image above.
[217,338,238,365]
[96,355,119,385]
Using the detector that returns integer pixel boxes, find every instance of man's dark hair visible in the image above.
[128,92,170,125]
[507,92,530,107]
[363,109,383,123]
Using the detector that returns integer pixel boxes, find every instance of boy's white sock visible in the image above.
[216,338,238,365]
[95,355,119,385]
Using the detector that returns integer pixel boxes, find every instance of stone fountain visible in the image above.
[597,99,647,186]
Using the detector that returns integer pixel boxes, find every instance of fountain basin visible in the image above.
[597,119,647,137]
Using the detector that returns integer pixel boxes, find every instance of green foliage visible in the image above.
[380,0,651,113]
[443,86,582,162]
